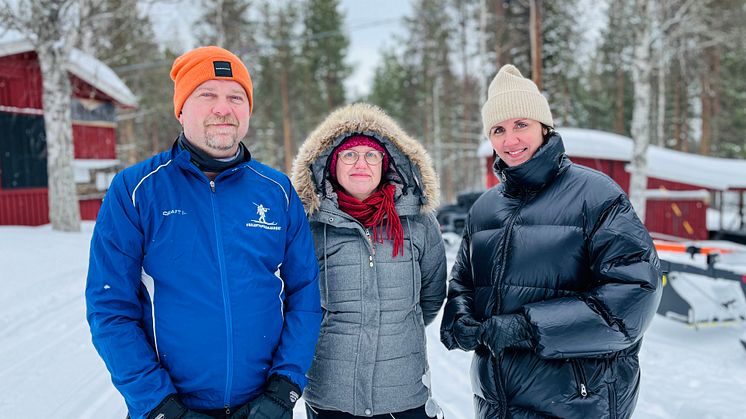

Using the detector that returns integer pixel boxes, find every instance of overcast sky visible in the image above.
[145,1,604,98]
[338,0,411,97]
[145,0,410,97]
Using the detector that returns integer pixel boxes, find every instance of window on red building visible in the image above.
[0,112,47,189]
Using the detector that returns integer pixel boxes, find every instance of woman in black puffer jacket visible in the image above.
[440,64,662,419]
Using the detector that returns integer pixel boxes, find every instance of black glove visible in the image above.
[246,374,301,419]
[452,315,482,351]
[230,402,251,419]
[478,313,534,355]
[146,394,213,419]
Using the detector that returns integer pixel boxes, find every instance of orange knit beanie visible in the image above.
[170,46,253,118]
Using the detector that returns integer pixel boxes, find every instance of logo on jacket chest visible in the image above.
[246,202,282,231]
[162,209,188,216]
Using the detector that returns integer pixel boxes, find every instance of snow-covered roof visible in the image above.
[555,127,634,161]
[644,146,746,191]
[0,32,137,108]
[477,127,746,191]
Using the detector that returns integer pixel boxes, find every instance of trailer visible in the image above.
[656,241,746,327]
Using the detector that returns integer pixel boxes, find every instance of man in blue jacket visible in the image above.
[86,46,322,419]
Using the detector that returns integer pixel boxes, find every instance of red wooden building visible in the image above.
[0,37,137,226]
[477,128,746,240]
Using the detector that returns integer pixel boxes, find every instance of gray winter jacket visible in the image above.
[291,103,447,416]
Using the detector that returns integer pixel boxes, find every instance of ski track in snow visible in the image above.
[0,225,744,419]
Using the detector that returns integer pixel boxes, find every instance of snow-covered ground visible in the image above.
[1,224,745,419]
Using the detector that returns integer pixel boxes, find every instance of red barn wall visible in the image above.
[0,52,43,109]
[0,188,101,224]
[0,52,118,225]
[73,124,117,159]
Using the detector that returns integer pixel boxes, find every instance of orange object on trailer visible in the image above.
[654,241,734,255]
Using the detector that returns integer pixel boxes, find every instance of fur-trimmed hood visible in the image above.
[291,103,440,216]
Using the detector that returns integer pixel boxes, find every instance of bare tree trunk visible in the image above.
[711,46,721,153]
[280,65,293,174]
[215,0,226,47]
[673,72,683,150]
[629,0,653,222]
[656,60,666,146]
[494,0,509,67]
[529,0,542,89]
[119,114,137,166]
[681,89,689,153]
[614,68,626,135]
[37,44,81,231]
[655,1,667,147]
[479,0,489,101]
[699,65,711,155]
[457,0,469,201]
[675,53,691,152]
[699,45,719,156]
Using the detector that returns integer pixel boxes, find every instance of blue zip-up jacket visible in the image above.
[86,143,322,419]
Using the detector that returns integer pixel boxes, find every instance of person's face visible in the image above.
[178,79,251,158]
[489,118,546,167]
[335,146,384,201]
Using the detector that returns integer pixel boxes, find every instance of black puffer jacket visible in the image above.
[440,133,661,419]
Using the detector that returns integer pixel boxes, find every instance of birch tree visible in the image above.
[628,0,653,222]
[0,0,96,232]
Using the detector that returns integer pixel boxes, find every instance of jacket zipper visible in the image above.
[570,359,588,398]
[323,208,376,256]
[365,228,376,256]
[210,180,234,411]
[489,194,528,417]
[491,194,528,316]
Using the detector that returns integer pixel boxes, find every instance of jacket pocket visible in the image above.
[570,359,589,398]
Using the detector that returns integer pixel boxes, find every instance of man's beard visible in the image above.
[204,115,241,151]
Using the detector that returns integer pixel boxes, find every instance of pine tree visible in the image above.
[581,1,635,135]
[196,0,262,163]
[81,0,177,161]
[402,0,461,200]
[251,1,303,172]
[197,0,255,51]
[368,48,414,123]
[301,0,350,114]
[539,0,584,126]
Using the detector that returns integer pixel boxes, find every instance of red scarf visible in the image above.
[336,183,404,257]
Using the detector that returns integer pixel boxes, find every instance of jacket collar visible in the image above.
[291,103,440,216]
[169,138,252,180]
[493,133,569,196]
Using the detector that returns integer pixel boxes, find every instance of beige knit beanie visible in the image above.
[481,64,553,137]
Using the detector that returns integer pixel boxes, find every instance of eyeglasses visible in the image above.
[338,150,385,165]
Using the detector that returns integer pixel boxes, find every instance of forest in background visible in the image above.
[2,0,746,226]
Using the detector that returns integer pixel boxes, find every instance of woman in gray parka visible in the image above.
[291,103,447,419]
